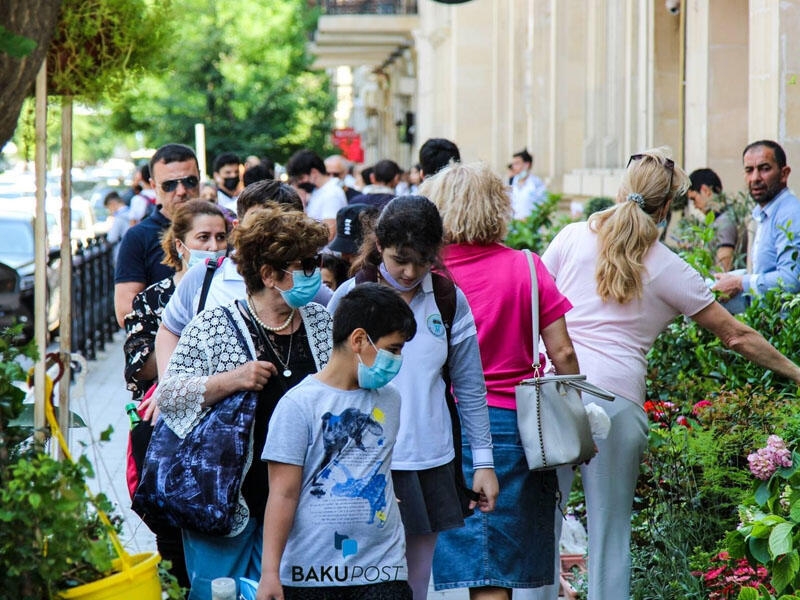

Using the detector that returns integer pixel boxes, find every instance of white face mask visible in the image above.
[183,248,227,269]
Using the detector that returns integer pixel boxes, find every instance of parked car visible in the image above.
[0,209,61,341]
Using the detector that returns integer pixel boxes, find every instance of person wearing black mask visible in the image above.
[213,152,242,213]
[286,149,347,242]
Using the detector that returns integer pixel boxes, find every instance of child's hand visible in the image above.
[256,572,284,600]
[472,468,499,512]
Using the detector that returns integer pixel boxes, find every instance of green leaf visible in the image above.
[0,25,37,58]
[772,550,800,594]
[99,425,114,442]
[750,536,771,564]
[751,477,769,505]
[770,522,796,557]
[27,493,41,509]
[736,587,759,600]
[790,498,800,522]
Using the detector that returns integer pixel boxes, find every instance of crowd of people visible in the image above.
[111,136,800,600]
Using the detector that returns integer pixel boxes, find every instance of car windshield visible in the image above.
[0,218,34,257]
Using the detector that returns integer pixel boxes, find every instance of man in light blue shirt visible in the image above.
[713,140,800,313]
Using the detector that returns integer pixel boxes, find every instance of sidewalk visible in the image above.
[66,329,468,599]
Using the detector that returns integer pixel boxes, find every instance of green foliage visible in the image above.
[670,190,752,273]
[0,325,39,461]
[504,193,567,253]
[0,452,120,598]
[583,196,614,217]
[0,325,179,599]
[0,25,37,58]
[630,282,800,597]
[728,442,800,595]
[46,0,173,101]
[106,0,335,166]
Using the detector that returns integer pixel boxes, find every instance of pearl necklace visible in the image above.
[247,296,295,332]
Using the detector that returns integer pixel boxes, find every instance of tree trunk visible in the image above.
[0,0,63,149]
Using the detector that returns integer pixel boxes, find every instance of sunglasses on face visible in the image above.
[627,154,675,202]
[160,175,199,193]
[284,254,322,277]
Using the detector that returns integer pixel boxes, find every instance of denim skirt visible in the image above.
[432,407,557,590]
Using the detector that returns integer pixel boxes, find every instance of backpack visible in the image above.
[354,266,478,517]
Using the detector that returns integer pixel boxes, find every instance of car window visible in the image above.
[0,218,34,256]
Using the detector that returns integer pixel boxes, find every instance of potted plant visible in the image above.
[0,325,173,599]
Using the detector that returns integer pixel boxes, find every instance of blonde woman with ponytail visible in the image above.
[534,148,800,600]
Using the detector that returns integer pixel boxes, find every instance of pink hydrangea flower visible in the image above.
[748,436,793,480]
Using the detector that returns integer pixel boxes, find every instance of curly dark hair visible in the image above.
[230,205,329,293]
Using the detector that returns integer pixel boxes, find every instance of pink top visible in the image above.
[541,222,714,406]
[442,243,572,410]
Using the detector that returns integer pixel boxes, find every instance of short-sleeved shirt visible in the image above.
[712,210,738,250]
[442,243,572,410]
[262,376,407,587]
[328,273,491,470]
[542,221,714,405]
[114,209,174,286]
[307,178,347,222]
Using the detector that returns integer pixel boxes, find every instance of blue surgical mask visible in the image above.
[275,268,322,308]
[379,262,426,293]
[185,248,227,269]
[357,336,403,389]
[656,219,667,229]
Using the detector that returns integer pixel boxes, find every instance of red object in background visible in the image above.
[332,128,364,163]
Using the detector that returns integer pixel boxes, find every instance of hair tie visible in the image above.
[626,193,645,209]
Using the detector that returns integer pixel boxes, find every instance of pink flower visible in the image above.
[748,449,776,480]
[676,415,691,428]
[692,400,712,415]
[747,436,794,479]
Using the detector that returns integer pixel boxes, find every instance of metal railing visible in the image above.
[70,235,117,360]
[316,0,417,15]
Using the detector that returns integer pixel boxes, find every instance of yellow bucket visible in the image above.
[58,551,161,600]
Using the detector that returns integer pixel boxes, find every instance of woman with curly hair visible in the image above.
[155,205,332,599]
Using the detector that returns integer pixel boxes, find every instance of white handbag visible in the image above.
[515,250,614,471]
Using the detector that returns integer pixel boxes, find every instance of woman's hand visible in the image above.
[233,360,280,392]
[201,361,279,408]
[471,468,499,513]
[140,391,159,422]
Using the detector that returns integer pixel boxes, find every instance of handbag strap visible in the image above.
[522,249,542,376]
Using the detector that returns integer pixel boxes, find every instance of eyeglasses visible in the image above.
[284,254,321,277]
[627,154,675,202]
[160,175,199,193]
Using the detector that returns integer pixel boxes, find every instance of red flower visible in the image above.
[692,400,713,416]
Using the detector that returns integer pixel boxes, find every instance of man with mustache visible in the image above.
[713,140,800,313]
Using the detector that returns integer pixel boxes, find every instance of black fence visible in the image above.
[70,235,118,361]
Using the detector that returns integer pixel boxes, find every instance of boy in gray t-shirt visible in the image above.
[258,283,417,600]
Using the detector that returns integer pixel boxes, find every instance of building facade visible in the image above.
[312,0,800,197]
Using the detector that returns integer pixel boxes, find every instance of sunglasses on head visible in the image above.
[160,175,199,193]
[284,254,322,278]
[627,154,675,203]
